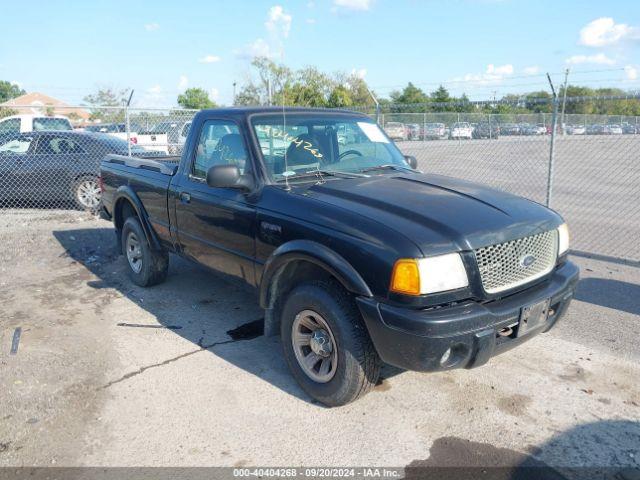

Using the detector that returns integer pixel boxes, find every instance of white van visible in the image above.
[0,114,73,134]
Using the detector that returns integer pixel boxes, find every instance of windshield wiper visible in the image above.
[359,164,414,174]
[276,169,366,182]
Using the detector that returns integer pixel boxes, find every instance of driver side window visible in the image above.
[192,120,249,179]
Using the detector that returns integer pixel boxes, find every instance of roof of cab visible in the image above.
[195,106,368,117]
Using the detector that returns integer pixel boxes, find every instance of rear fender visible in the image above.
[113,186,162,252]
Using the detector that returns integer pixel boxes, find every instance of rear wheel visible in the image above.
[121,217,168,287]
[73,176,101,211]
[280,281,381,407]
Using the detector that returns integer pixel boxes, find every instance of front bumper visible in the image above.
[356,261,579,372]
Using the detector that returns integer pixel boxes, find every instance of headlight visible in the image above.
[558,223,570,255]
[390,253,469,296]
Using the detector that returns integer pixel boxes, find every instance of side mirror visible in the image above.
[206,164,253,190]
[404,155,418,169]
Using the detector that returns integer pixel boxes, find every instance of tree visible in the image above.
[430,85,451,104]
[0,81,25,103]
[327,85,353,108]
[235,57,376,109]
[390,82,429,111]
[525,91,552,113]
[83,87,129,122]
[177,88,216,110]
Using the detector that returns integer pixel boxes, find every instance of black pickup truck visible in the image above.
[99,107,579,406]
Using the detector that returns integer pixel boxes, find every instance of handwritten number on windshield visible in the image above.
[268,128,323,159]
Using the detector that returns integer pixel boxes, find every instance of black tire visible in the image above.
[121,217,168,287]
[73,175,101,211]
[280,281,381,407]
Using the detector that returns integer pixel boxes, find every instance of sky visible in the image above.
[1,0,639,107]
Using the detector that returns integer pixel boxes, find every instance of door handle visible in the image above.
[179,192,191,203]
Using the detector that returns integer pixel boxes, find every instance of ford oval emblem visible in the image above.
[520,254,536,268]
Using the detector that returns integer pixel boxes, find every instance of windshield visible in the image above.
[33,117,72,131]
[251,114,410,182]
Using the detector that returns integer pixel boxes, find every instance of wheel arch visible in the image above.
[259,240,373,336]
[112,186,162,252]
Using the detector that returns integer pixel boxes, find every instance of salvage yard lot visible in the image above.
[1,209,639,475]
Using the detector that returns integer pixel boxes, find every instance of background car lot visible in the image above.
[0,209,638,474]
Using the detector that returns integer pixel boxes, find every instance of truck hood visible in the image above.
[302,172,562,256]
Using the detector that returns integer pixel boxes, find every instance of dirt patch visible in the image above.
[405,436,565,479]
[497,394,533,417]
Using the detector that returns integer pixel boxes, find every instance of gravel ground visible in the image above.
[0,209,639,479]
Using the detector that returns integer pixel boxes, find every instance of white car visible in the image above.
[568,125,586,135]
[384,122,407,141]
[608,124,623,135]
[0,114,73,134]
[449,122,473,139]
[84,123,138,144]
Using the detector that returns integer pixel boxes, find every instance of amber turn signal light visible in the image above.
[390,259,421,295]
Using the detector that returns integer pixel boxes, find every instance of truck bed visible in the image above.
[102,154,179,175]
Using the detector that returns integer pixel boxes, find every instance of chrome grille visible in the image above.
[474,230,558,294]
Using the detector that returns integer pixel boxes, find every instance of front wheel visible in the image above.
[280,281,381,406]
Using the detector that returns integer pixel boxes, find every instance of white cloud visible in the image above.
[624,65,638,81]
[523,66,540,75]
[306,18,316,24]
[198,55,221,63]
[209,88,220,101]
[139,84,169,107]
[565,53,615,65]
[579,17,638,47]
[351,68,367,79]
[265,5,292,39]
[333,0,371,11]
[178,75,189,91]
[144,23,159,31]
[452,63,515,87]
[486,64,513,75]
[236,38,274,59]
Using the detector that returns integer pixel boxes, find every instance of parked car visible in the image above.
[520,125,534,136]
[534,123,547,135]
[608,124,623,135]
[501,123,521,136]
[622,123,638,134]
[140,120,193,154]
[449,122,473,139]
[0,131,164,210]
[472,122,500,139]
[99,107,578,406]
[587,124,611,135]
[567,125,586,135]
[405,123,421,141]
[0,114,73,134]
[85,123,138,145]
[384,122,407,141]
[423,123,447,140]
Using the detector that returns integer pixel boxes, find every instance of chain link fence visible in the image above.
[0,106,197,210]
[0,96,638,262]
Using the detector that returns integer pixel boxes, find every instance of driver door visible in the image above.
[174,118,257,285]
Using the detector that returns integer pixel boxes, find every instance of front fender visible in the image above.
[259,239,373,309]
